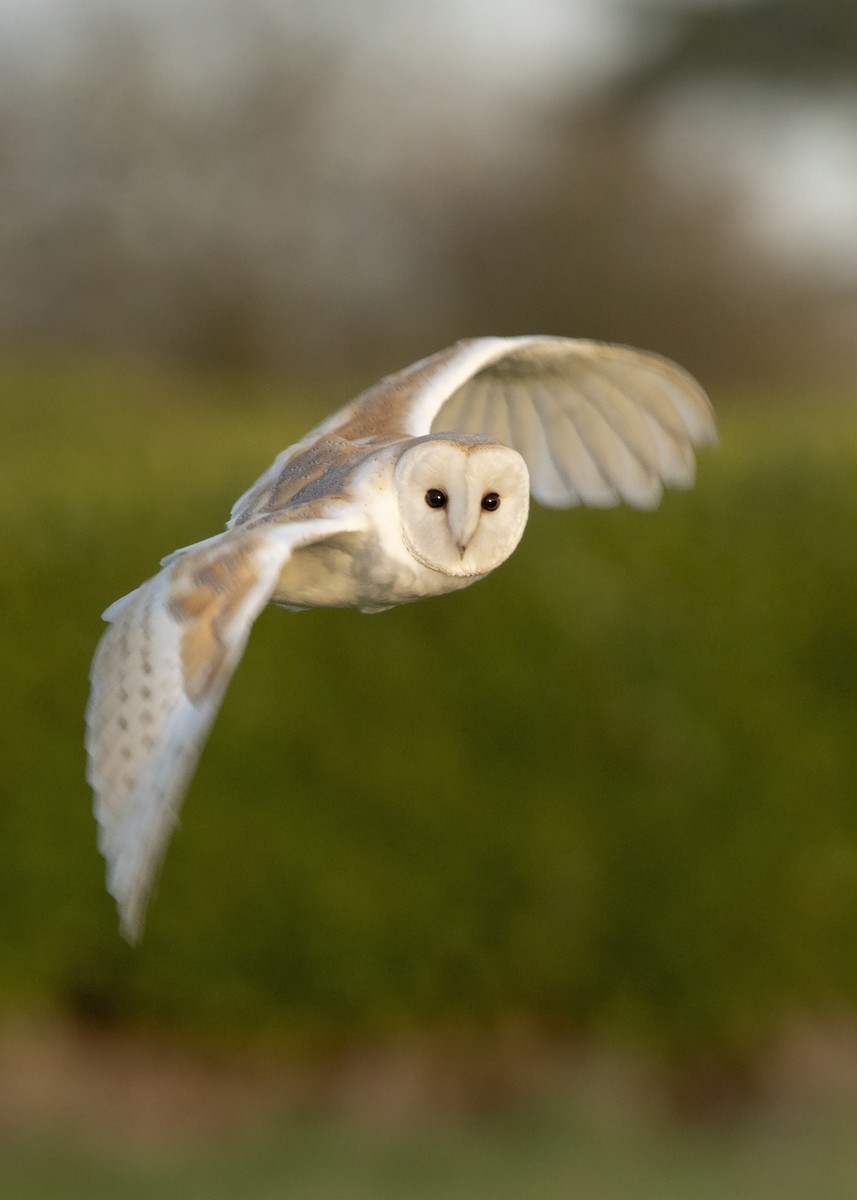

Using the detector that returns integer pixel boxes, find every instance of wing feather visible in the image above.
[518,384,577,506]
[416,337,715,508]
[453,375,493,435]
[86,517,358,940]
[538,387,619,507]
[552,372,662,507]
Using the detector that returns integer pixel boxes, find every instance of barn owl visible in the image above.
[86,336,716,940]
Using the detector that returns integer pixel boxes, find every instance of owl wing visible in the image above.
[317,337,716,508]
[86,514,364,941]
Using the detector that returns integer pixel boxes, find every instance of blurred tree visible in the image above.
[639,0,857,84]
[0,0,853,382]
[444,93,833,384]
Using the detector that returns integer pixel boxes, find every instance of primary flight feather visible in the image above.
[86,335,716,940]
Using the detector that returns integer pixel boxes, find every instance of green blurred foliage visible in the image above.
[2,361,857,1067]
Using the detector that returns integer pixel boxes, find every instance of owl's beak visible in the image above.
[448,495,479,558]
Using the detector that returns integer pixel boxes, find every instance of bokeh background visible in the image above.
[4,0,857,1195]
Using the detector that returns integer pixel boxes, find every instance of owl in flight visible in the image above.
[86,336,716,940]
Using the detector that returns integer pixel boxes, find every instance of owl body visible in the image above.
[232,432,529,611]
[86,335,716,939]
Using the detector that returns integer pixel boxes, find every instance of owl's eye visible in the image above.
[425,488,448,509]
[481,492,501,512]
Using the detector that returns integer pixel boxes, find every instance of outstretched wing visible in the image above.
[316,337,716,509]
[86,517,358,941]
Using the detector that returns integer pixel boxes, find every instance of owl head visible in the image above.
[394,436,530,578]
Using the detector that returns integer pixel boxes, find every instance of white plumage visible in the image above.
[86,335,716,940]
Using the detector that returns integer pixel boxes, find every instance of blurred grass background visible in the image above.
[4,362,857,1053]
[5,1090,857,1199]
[3,359,857,1188]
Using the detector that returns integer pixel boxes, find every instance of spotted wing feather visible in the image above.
[86,520,351,940]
